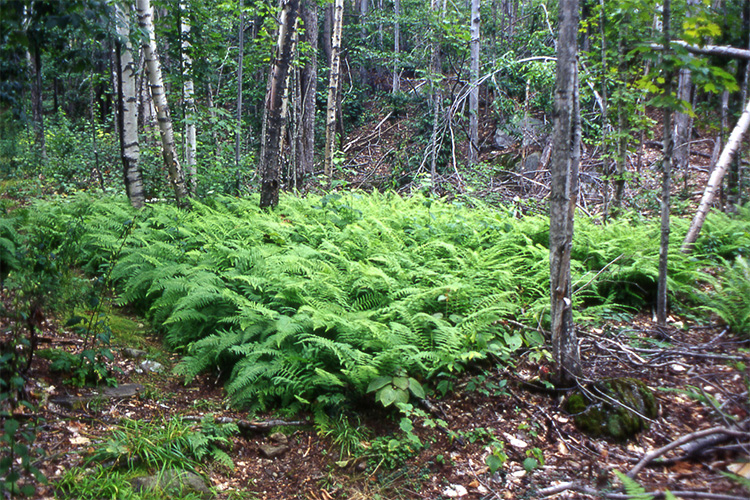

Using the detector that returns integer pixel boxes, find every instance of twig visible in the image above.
[539,481,749,500]
[628,426,748,478]
[573,254,624,295]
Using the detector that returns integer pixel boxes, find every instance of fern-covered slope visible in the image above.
[20,192,736,411]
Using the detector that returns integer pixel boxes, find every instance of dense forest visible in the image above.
[2,0,750,499]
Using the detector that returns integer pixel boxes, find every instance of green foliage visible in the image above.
[87,415,238,473]
[614,471,654,500]
[21,192,740,414]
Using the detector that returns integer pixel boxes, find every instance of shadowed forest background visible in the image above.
[2,0,750,499]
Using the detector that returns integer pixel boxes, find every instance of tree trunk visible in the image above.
[115,3,144,208]
[259,0,300,209]
[324,0,344,179]
[673,68,692,182]
[429,0,444,184]
[296,0,318,185]
[136,0,189,207]
[549,0,581,386]
[392,0,401,94]
[236,0,246,193]
[27,42,45,158]
[468,0,481,166]
[682,94,750,252]
[657,0,674,327]
[180,0,197,196]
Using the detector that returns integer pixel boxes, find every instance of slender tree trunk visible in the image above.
[259,0,300,209]
[115,3,144,208]
[180,0,197,196]
[392,0,401,94]
[324,0,344,179]
[296,0,318,185]
[673,67,692,184]
[657,0,674,327]
[429,0,444,184]
[322,4,333,67]
[136,0,189,207]
[236,0,246,193]
[468,0,481,166]
[682,94,750,251]
[728,0,750,213]
[27,42,45,158]
[612,30,627,213]
[549,0,581,386]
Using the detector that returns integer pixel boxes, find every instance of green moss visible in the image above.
[565,378,658,441]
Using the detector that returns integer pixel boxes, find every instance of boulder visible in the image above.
[130,469,213,499]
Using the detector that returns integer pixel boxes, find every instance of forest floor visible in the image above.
[4,104,750,499]
[10,305,749,500]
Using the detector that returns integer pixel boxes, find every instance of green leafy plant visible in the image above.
[485,441,508,475]
[367,371,425,408]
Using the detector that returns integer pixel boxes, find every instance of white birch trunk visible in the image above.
[136,0,189,207]
[324,0,344,179]
[115,3,144,208]
[392,0,401,93]
[468,0,481,166]
[180,0,197,195]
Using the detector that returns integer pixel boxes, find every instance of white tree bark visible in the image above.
[549,0,581,385]
[468,0,481,165]
[115,2,144,208]
[682,94,750,251]
[392,0,401,93]
[136,0,189,207]
[235,0,246,192]
[324,0,344,179]
[180,0,197,196]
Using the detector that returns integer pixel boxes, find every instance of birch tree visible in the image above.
[180,0,197,195]
[324,0,344,179]
[549,0,581,386]
[114,2,144,208]
[468,0,480,166]
[136,0,189,207]
[259,0,300,208]
[296,0,318,185]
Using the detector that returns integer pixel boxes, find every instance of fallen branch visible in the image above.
[182,415,308,432]
[538,481,749,500]
[628,426,748,478]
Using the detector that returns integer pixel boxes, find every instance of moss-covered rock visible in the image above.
[564,378,658,441]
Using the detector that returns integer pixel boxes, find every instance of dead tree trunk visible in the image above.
[549,0,582,386]
[682,94,750,251]
[259,0,300,209]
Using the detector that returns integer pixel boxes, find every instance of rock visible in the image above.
[443,484,468,497]
[122,348,147,359]
[130,469,213,499]
[137,360,164,374]
[523,152,542,173]
[259,443,289,458]
[494,130,516,149]
[269,432,288,445]
[565,378,658,441]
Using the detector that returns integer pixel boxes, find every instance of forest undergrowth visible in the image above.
[2,190,750,499]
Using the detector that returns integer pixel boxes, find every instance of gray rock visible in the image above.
[137,360,165,374]
[494,130,516,149]
[259,443,289,458]
[122,348,147,359]
[130,469,213,499]
[523,152,542,173]
[269,432,288,445]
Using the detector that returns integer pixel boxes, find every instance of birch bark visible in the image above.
[136,0,189,207]
[180,0,197,195]
[324,0,344,179]
[468,0,480,166]
[114,3,144,208]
